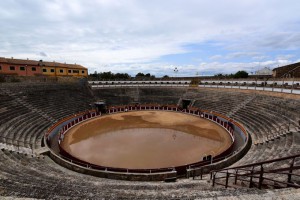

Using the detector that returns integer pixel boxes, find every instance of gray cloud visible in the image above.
[276,54,295,60]
[0,0,299,75]
[226,52,261,59]
[39,52,48,57]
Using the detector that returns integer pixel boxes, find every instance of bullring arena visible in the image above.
[0,79,299,199]
[60,111,232,169]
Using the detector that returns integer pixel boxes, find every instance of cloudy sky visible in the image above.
[1,0,300,77]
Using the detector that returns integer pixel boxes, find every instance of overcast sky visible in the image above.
[1,0,300,76]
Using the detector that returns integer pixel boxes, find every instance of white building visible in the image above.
[255,67,272,75]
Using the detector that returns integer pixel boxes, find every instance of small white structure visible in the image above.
[255,67,272,75]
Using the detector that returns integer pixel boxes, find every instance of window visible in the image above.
[32,67,36,71]
[73,70,79,73]
[68,70,71,73]
[51,69,55,73]
[10,66,15,70]
[43,69,47,72]
[60,69,64,73]
[20,66,25,71]
[82,70,85,74]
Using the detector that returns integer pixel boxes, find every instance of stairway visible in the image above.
[0,88,56,123]
[126,87,140,103]
[0,142,37,156]
[177,88,199,107]
[177,97,182,107]
[227,95,257,118]
[189,99,196,107]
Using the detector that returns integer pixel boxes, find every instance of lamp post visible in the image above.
[173,67,178,79]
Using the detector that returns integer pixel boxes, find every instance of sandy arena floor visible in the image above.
[61,111,232,169]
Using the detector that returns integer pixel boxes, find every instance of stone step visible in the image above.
[34,147,50,155]
[0,143,37,156]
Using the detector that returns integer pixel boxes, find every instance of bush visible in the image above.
[233,71,248,78]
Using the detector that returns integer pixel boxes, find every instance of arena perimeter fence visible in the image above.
[45,104,249,176]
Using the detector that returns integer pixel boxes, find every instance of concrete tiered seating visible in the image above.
[0,84,299,199]
[193,89,253,115]
[139,88,186,105]
[1,149,299,199]
[0,82,94,151]
[3,83,93,120]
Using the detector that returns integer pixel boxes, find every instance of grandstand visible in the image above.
[0,79,299,199]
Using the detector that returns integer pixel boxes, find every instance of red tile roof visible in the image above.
[0,57,87,69]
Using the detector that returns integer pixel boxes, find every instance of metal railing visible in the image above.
[211,154,300,189]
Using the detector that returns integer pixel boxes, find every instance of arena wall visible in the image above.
[45,105,249,181]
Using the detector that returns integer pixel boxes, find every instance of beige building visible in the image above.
[272,62,300,78]
[0,57,88,78]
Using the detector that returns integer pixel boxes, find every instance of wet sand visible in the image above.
[61,111,232,169]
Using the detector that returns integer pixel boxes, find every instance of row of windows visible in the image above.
[43,68,55,73]
[42,69,85,73]
[0,66,37,71]
[12,66,36,71]
[0,66,85,74]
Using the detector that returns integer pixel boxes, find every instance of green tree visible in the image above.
[234,71,248,78]
[214,73,224,78]
[162,75,169,79]
[100,71,114,80]
[135,72,145,78]
[115,73,130,80]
